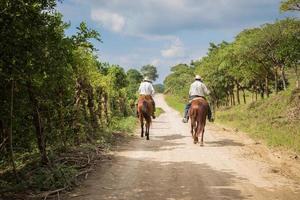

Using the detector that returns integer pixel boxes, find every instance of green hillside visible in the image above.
[216,87,300,152]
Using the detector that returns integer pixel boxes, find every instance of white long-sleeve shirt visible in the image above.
[189,81,210,97]
[138,81,155,96]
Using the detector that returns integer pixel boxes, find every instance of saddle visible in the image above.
[189,97,206,103]
[139,95,153,101]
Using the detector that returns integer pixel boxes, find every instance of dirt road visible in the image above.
[67,94,300,200]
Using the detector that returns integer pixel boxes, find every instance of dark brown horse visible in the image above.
[137,95,153,140]
[189,97,209,146]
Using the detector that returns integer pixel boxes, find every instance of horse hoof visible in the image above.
[200,143,204,147]
[146,137,149,140]
[193,141,197,144]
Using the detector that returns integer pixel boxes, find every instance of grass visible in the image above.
[0,116,138,197]
[110,116,137,134]
[156,107,165,117]
[164,95,185,114]
[216,88,300,152]
[164,86,300,153]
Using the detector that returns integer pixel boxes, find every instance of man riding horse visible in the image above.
[182,75,214,123]
[138,76,156,119]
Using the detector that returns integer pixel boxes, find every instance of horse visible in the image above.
[189,97,209,146]
[137,95,153,140]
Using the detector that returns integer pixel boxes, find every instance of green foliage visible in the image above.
[126,69,143,100]
[153,84,165,93]
[0,0,143,193]
[164,95,185,114]
[155,107,165,117]
[110,116,137,133]
[163,17,300,154]
[140,65,159,81]
[164,64,194,100]
[280,0,300,12]
[216,88,300,152]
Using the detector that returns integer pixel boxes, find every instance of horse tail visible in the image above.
[142,101,152,124]
[196,103,208,136]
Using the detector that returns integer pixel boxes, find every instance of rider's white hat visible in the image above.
[144,76,151,82]
[195,75,202,80]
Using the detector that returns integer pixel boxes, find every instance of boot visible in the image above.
[207,105,214,122]
[182,103,190,123]
[152,101,156,119]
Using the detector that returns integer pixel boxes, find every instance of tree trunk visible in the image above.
[281,65,287,91]
[27,81,49,165]
[103,92,109,125]
[265,77,269,98]
[96,88,103,126]
[0,120,7,152]
[86,83,99,132]
[274,67,278,94]
[73,78,83,145]
[236,83,240,105]
[242,88,246,104]
[81,97,93,143]
[58,88,66,148]
[232,90,236,106]
[9,80,18,178]
[295,64,299,89]
[226,94,229,106]
[255,88,258,101]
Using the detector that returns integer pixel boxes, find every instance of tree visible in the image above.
[140,65,159,81]
[127,69,143,84]
[280,0,300,12]
[164,64,194,100]
[154,84,165,93]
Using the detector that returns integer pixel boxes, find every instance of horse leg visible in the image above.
[146,122,150,140]
[193,122,198,144]
[191,117,195,136]
[140,117,144,138]
[200,125,205,147]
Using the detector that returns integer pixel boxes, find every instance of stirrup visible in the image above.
[182,118,188,123]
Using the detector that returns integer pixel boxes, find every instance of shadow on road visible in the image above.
[205,139,245,147]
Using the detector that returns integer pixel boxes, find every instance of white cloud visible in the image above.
[79,0,280,36]
[151,59,160,66]
[91,9,125,32]
[161,38,185,58]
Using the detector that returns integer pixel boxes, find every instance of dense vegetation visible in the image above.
[0,0,157,195]
[165,18,300,106]
[164,2,300,151]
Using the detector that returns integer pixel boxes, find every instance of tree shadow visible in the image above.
[67,156,249,200]
[155,134,188,141]
[205,139,245,147]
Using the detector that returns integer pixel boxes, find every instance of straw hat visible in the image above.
[195,75,202,80]
[144,76,151,82]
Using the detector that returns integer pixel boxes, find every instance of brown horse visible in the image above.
[189,97,209,146]
[137,95,153,140]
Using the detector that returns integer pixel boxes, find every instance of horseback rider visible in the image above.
[182,75,214,123]
[138,76,156,119]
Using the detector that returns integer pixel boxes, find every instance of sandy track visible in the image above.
[66,94,300,200]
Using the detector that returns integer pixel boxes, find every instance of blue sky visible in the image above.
[57,0,296,83]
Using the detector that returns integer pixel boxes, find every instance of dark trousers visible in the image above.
[184,96,212,120]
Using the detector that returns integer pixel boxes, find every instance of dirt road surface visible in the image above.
[67,94,300,200]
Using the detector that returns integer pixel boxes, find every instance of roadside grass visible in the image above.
[164,95,185,114]
[164,86,300,153]
[0,116,138,198]
[110,116,137,134]
[156,107,165,117]
[216,88,300,152]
